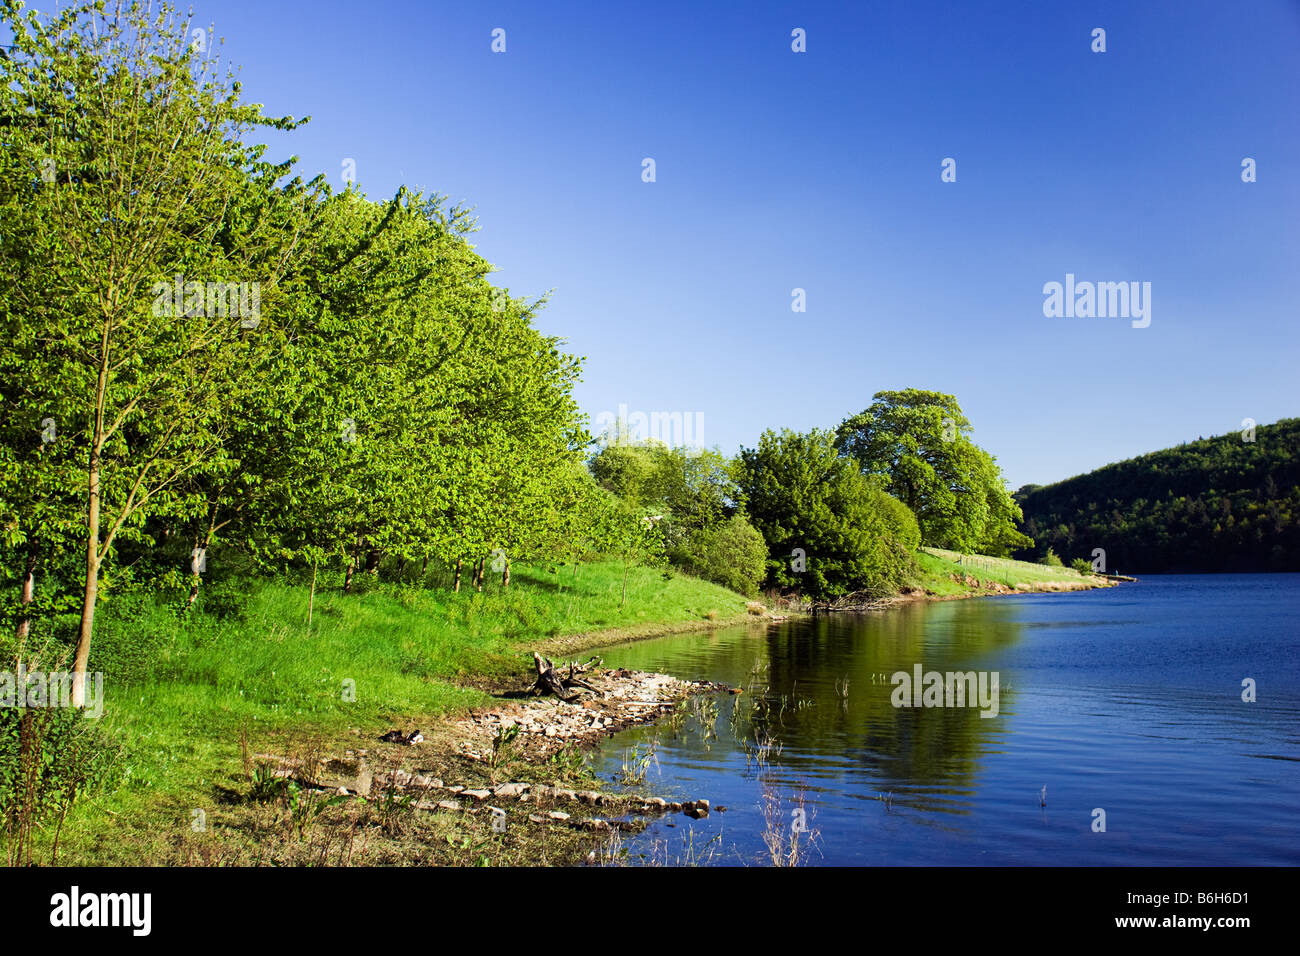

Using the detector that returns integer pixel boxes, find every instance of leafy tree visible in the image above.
[0,0,315,703]
[835,389,1031,555]
[674,515,768,596]
[738,429,918,598]
[590,440,739,555]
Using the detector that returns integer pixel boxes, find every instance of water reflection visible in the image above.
[586,578,1300,866]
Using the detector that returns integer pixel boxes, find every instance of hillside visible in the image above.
[1013,419,1300,573]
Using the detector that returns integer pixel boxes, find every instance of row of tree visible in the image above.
[0,4,1038,705]
[0,2,646,703]
[589,389,1034,600]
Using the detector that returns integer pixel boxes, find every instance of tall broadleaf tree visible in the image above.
[0,0,314,703]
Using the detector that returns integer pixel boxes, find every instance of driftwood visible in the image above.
[530,653,603,701]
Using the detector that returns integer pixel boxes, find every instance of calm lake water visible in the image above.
[588,575,1300,866]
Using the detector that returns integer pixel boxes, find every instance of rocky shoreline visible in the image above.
[254,663,731,855]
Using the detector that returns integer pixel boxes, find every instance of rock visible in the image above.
[447,785,464,794]
[546,810,570,822]
[494,782,529,798]
[576,790,601,805]
[686,806,709,819]
[315,756,372,797]
[668,802,682,812]
[393,770,411,787]
[337,786,350,795]
[544,726,558,737]
[554,788,577,802]
[463,788,492,801]
[646,797,668,810]
[437,800,461,812]
[528,813,546,824]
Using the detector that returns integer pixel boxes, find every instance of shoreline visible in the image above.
[328,570,1130,865]
[77,566,1128,866]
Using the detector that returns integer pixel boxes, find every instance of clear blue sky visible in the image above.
[41,1,1300,487]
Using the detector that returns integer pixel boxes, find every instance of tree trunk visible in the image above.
[186,533,206,609]
[453,556,462,592]
[71,456,102,709]
[344,555,355,593]
[14,547,37,649]
[364,549,381,574]
[307,560,318,626]
[502,559,510,589]
[475,556,484,592]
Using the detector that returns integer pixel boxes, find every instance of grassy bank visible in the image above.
[911,547,1118,596]
[17,548,1118,866]
[31,560,752,866]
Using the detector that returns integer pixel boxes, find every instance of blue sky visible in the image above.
[34,1,1300,487]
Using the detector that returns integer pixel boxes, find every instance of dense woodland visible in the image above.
[1014,419,1300,573]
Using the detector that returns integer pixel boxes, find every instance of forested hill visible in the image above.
[1013,419,1300,573]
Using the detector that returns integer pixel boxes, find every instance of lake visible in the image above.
[588,575,1300,866]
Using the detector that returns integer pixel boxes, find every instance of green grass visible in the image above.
[912,546,1099,595]
[30,559,749,864]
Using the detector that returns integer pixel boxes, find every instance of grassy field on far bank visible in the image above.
[912,546,1110,596]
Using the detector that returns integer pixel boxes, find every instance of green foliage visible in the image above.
[0,707,120,864]
[1040,547,1064,567]
[590,441,739,553]
[835,389,1032,555]
[1015,418,1300,572]
[1070,558,1093,575]
[0,1,606,689]
[737,429,919,599]
[674,515,769,597]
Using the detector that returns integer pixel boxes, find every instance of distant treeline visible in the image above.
[1013,419,1300,573]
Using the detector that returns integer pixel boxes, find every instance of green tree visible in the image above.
[737,429,918,598]
[835,389,1031,555]
[675,515,768,596]
[0,0,314,703]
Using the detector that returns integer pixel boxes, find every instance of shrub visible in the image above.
[737,428,920,598]
[1070,557,1093,575]
[1040,547,1064,567]
[0,706,121,865]
[675,515,769,596]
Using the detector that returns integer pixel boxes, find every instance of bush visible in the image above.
[1070,557,1093,575]
[0,706,120,865]
[737,428,922,598]
[674,515,769,596]
[1040,547,1064,567]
